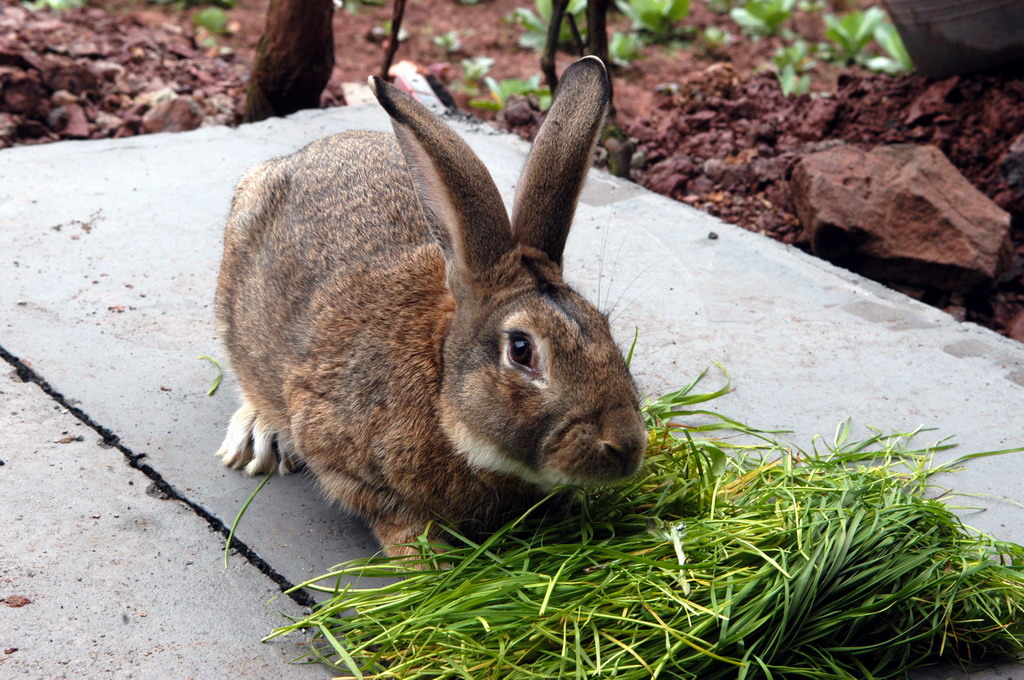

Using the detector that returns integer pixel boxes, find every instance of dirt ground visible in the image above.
[1,0,1021,340]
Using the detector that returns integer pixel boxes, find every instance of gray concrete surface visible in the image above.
[0,372,322,678]
[1,104,1022,678]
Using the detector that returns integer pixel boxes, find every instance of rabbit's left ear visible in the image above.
[510,57,610,268]
[369,76,514,282]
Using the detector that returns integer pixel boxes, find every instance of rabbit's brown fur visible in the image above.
[216,57,647,556]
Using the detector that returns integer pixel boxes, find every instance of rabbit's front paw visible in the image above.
[216,398,302,475]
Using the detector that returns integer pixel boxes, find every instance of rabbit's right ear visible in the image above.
[369,77,514,284]
[510,57,609,268]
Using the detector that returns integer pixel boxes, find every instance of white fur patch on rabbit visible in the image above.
[446,421,572,490]
[217,398,300,476]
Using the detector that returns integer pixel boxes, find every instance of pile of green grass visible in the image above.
[267,372,1024,679]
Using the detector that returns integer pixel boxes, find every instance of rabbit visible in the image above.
[214,56,647,558]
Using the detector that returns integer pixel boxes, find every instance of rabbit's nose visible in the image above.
[600,408,647,476]
[600,441,639,476]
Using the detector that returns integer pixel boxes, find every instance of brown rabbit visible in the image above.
[215,56,647,557]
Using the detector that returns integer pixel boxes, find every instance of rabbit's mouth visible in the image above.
[541,413,647,486]
[446,417,645,491]
[446,421,573,490]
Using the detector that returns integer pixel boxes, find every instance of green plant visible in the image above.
[705,0,733,14]
[22,0,86,10]
[729,0,796,37]
[609,30,646,67]
[197,355,223,396]
[698,25,732,54]
[615,0,691,41]
[865,21,913,74]
[469,74,552,112]
[193,7,230,35]
[506,0,588,52]
[773,39,815,96]
[796,0,824,11]
[379,19,410,43]
[150,0,236,8]
[823,6,885,65]
[432,30,462,54]
[334,0,385,12]
[223,471,272,567]
[448,55,495,96]
[460,55,495,84]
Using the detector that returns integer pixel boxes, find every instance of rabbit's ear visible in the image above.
[510,57,609,268]
[369,76,513,281]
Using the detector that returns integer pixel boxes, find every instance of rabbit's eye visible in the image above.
[507,335,538,372]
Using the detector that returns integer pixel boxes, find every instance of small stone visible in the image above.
[60,103,90,138]
[1006,309,1024,342]
[1,70,45,114]
[50,89,78,106]
[67,40,101,58]
[997,131,1024,213]
[132,86,177,109]
[498,95,540,129]
[43,56,100,96]
[94,111,124,133]
[141,96,202,134]
[0,112,18,139]
[91,60,125,81]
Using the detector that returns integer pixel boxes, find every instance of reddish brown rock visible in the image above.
[903,77,959,125]
[0,68,45,114]
[998,131,1024,214]
[141,96,202,134]
[41,54,99,96]
[1007,310,1024,342]
[497,95,542,132]
[791,144,1011,291]
[49,102,90,138]
[0,112,17,140]
[795,96,838,141]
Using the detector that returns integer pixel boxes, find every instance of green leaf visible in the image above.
[23,0,86,10]
[193,7,229,35]
[730,0,795,36]
[617,0,690,39]
[223,471,272,568]
[609,31,646,67]
[871,22,913,72]
[824,7,886,64]
[197,355,223,396]
[507,0,587,53]
[460,55,495,84]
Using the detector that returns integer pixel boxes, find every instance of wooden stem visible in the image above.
[243,0,335,123]
[380,0,409,80]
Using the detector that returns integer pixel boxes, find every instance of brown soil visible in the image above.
[626,68,1024,336]
[1,0,1022,340]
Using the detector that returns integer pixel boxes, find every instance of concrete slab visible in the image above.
[1,104,1022,678]
[0,370,328,678]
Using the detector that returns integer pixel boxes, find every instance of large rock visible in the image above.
[791,144,1011,291]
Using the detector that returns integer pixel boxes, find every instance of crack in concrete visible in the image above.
[0,343,316,609]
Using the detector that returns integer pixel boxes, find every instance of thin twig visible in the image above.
[380,0,408,80]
